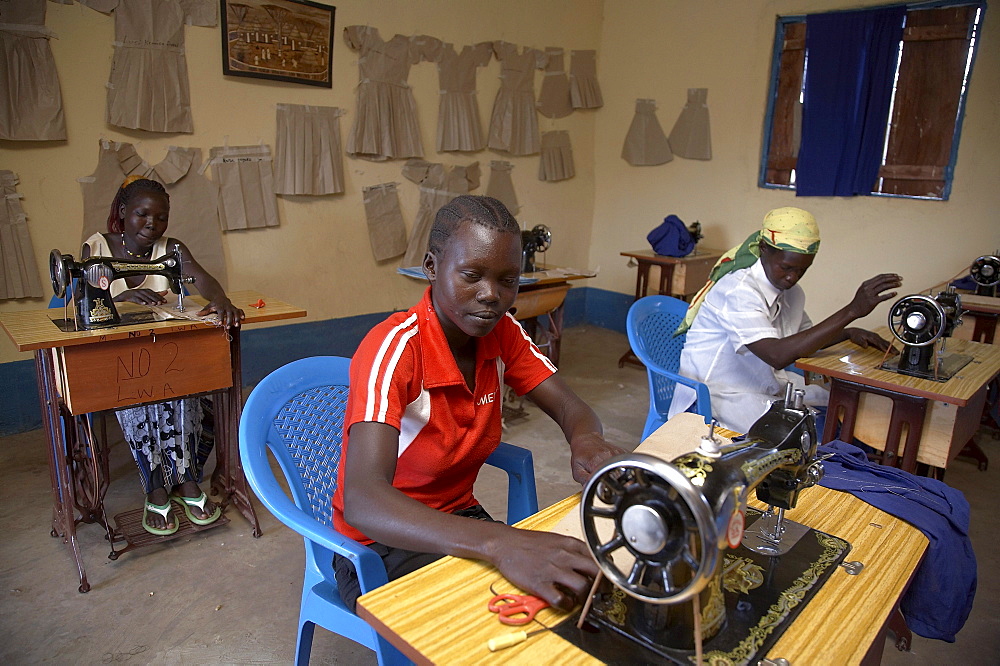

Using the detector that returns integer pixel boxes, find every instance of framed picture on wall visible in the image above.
[220,0,335,88]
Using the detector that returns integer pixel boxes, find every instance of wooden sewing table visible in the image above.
[618,248,723,367]
[357,414,927,665]
[795,328,1000,474]
[959,293,1000,344]
[514,266,595,366]
[0,290,305,592]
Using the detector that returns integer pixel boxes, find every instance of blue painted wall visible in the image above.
[0,287,633,436]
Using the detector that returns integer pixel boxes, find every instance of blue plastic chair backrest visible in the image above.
[273,383,349,528]
[627,295,690,412]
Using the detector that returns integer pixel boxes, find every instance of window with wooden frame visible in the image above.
[759,1,985,200]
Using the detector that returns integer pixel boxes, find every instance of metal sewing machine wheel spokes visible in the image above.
[888,294,948,347]
[581,453,717,605]
[970,254,1000,296]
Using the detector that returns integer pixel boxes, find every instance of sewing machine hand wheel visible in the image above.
[49,249,72,299]
[888,294,946,347]
[580,453,718,605]
[971,255,1000,288]
[530,224,552,252]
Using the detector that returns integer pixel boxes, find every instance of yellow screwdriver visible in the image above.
[487,626,549,652]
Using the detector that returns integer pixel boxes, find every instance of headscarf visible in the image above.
[675,207,821,335]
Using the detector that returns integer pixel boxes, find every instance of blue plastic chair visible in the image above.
[238,356,539,666]
[626,295,712,439]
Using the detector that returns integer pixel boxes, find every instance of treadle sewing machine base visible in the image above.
[554,508,850,665]
[106,507,231,560]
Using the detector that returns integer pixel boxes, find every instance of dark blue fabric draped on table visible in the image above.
[796,6,906,196]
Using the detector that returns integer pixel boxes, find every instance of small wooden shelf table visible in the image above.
[357,415,927,665]
[795,327,1000,474]
[618,248,722,367]
[0,290,305,592]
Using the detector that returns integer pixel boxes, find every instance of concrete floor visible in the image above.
[1,325,996,664]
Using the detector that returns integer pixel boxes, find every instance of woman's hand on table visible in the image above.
[115,289,168,306]
[197,298,245,328]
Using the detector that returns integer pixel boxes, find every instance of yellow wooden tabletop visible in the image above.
[961,293,1000,314]
[0,290,306,352]
[795,327,1000,406]
[357,415,928,665]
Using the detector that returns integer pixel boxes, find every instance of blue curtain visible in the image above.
[796,6,906,196]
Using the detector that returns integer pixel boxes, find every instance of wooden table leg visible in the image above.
[971,313,997,344]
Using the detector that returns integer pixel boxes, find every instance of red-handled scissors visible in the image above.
[488,593,550,626]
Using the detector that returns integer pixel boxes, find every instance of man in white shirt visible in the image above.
[669,207,901,433]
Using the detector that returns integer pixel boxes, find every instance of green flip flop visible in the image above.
[170,491,222,526]
[142,500,179,536]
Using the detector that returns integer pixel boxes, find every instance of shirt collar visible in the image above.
[416,287,501,388]
[750,259,783,309]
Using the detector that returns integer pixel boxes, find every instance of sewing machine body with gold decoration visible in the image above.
[557,387,851,665]
[49,247,195,330]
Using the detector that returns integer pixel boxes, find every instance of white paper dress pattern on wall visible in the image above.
[401,159,481,267]
[0,0,67,141]
[668,88,712,160]
[344,25,435,161]
[78,140,228,288]
[536,47,572,119]
[362,182,408,262]
[0,171,45,299]
[622,99,673,166]
[569,49,603,109]
[486,160,519,215]
[538,131,575,182]
[274,103,346,195]
[433,41,493,152]
[487,41,546,156]
[207,144,280,232]
[80,0,217,133]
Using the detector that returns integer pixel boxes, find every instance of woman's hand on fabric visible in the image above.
[115,289,168,306]
[490,530,600,612]
[197,298,245,328]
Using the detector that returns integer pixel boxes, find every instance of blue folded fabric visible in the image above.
[816,440,977,642]
[647,215,695,257]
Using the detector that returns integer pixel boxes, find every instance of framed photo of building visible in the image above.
[221,0,335,87]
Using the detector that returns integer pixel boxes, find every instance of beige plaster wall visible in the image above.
[590,0,1000,331]
[0,0,603,364]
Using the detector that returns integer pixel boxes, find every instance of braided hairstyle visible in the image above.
[106,176,168,233]
[428,195,520,256]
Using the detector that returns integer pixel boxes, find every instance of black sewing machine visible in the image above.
[555,387,850,664]
[970,253,1000,297]
[521,224,552,273]
[880,288,971,381]
[49,246,195,330]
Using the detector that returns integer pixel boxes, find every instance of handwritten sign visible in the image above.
[59,328,232,415]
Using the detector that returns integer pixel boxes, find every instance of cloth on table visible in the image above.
[647,215,695,257]
[536,47,573,119]
[817,440,976,642]
[78,140,227,288]
[362,182,408,262]
[400,159,481,267]
[0,171,45,299]
[622,99,672,166]
[569,49,603,109]
[274,103,346,195]
[669,88,712,160]
[487,41,546,156]
[538,131,575,182]
[485,160,519,216]
[431,41,493,152]
[80,0,217,133]
[343,25,435,161]
[206,144,280,232]
[0,0,67,140]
